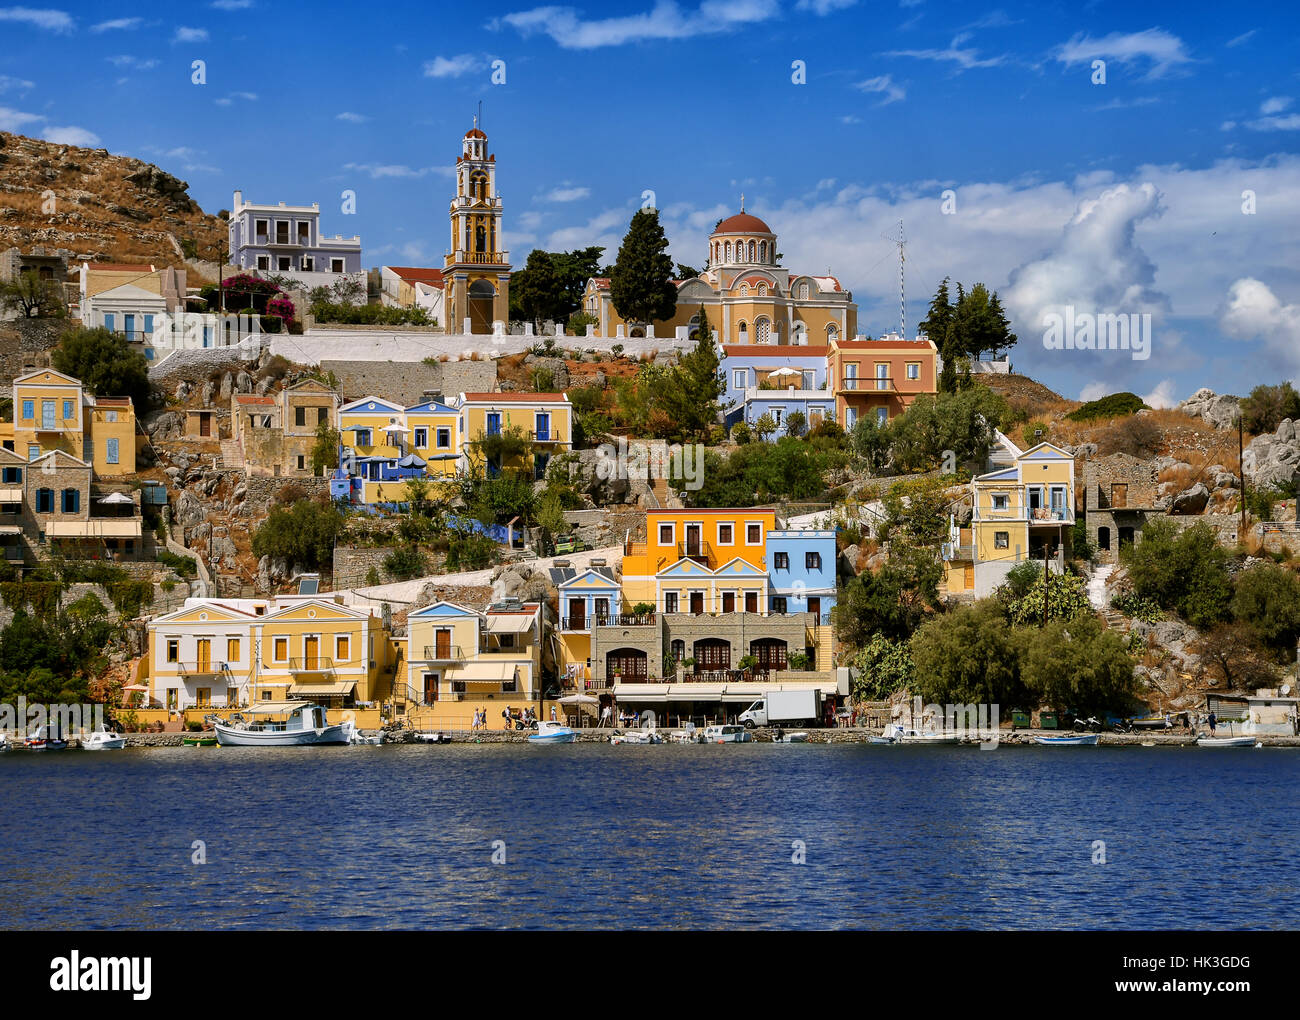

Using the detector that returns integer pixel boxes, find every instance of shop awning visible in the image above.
[445,661,517,683]
[485,615,534,634]
[287,680,356,697]
[0,488,22,503]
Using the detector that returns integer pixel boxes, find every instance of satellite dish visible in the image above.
[1282,683,1292,696]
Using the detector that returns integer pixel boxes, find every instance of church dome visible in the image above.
[713,212,773,235]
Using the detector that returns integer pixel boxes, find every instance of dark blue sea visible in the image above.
[1,743,1296,930]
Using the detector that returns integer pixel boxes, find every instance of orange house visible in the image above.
[621,509,777,605]
[827,336,938,430]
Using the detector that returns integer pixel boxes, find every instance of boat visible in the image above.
[884,723,961,745]
[1197,735,1258,748]
[610,729,662,744]
[182,734,218,747]
[1129,715,1173,730]
[773,731,810,743]
[528,720,577,744]
[413,730,450,744]
[1035,733,1100,746]
[81,730,126,750]
[213,701,349,746]
[340,720,384,745]
[23,725,68,751]
[667,724,700,744]
[702,724,752,743]
[0,732,9,752]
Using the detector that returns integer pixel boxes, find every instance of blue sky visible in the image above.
[1,0,1298,404]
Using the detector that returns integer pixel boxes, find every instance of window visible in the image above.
[296,455,305,470]
[143,314,154,338]
[277,257,291,271]
[62,400,73,420]
[61,488,80,513]
[992,493,1009,511]
[535,413,550,441]
[272,637,288,662]
[355,429,371,446]
[658,523,675,545]
[664,592,678,613]
[20,400,33,421]
[806,551,822,570]
[995,531,1009,549]
[166,639,179,663]
[1,467,20,484]
[331,258,344,273]
[105,410,117,423]
[772,596,788,614]
[28,445,40,463]
[103,313,115,332]
[276,221,290,244]
[414,428,427,448]
[906,362,920,380]
[295,406,306,427]
[124,314,136,341]
[256,255,270,271]
[671,639,685,663]
[774,551,789,569]
[717,522,733,545]
[733,369,746,388]
[436,427,450,449]
[301,256,314,271]
[255,218,268,240]
[106,438,119,465]
[336,635,350,662]
[746,523,762,544]
[227,638,240,662]
[486,412,501,436]
[41,399,55,430]
[35,488,53,513]
[318,407,328,425]
[876,407,888,427]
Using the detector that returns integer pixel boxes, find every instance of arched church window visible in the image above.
[740,284,749,296]
[738,321,748,342]
[757,284,767,297]
[755,317,771,344]
[748,241,756,262]
[799,283,809,300]
[827,323,838,340]
[725,241,732,262]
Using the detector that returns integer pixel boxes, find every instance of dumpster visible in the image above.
[1040,711,1058,730]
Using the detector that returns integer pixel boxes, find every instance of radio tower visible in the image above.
[882,219,906,340]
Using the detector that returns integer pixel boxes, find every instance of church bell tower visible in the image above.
[444,119,511,334]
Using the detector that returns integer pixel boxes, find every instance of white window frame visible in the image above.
[716,522,734,546]
[745,522,763,545]
[658,522,675,546]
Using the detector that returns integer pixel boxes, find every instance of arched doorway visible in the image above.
[693,638,730,674]
[468,279,495,334]
[1097,526,1111,551]
[751,637,788,673]
[606,648,647,682]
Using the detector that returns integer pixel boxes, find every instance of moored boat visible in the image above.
[702,724,752,743]
[885,723,961,745]
[23,725,68,751]
[1197,735,1258,748]
[610,728,662,744]
[528,720,577,744]
[81,730,126,750]
[1035,733,1100,746]
[182,734,218,746]
[214,702,348,746]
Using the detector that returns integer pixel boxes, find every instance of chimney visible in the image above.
[233,189,242,210]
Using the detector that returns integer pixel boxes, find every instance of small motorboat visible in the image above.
[610,729,662,744]
[23,725,68,751]
[413,730,451,744]
[667,725,700,744]
[81,730,126,750]
[528,720,577,744]
[182,734,218,746]
[885,723,961,745]
[214,702,348,746]
[340,720,384,745]
[772,731,810,743]
[0,732,9,752]
[1197,735,1258,748]
[702,724,752,743]
[1035,733,1100,746]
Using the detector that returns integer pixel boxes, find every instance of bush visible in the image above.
[1067,392,1147,422]
[1121,519,1232,629]
[1241,382,1300,435]
[1098,414,1162,459]
[730,421,751,444]
[383,546,427,581]
[52,327,152,410]
[251,501,345,570]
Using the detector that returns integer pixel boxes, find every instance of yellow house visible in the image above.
[457,391,572,480]
[1,369,136,475]
[945,435,1075,597]
[146,600,265,710]
[405,399,461,479]
[550,560,624,687]
[256,599,392,707]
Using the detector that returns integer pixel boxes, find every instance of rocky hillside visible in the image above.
[0,131,226,270]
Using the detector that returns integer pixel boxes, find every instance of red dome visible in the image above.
[713,212,773,235]
[465,128,486,139]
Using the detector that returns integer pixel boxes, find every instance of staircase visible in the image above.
[1088,564,1128,632]
[218,439,242,472]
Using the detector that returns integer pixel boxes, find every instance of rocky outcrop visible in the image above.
[1170,482,1210,515]
[1243,418,1300,490]
[1178,388,1240,430]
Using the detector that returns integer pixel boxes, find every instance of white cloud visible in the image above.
[1219,278,1300,381]
[211,0,253,8]
[173,26,208,43]
[497,0,781,49]
[1245,113,1300,132]
[543,185,590,203]
[795,0,857,13]
[343,162,454,179]
[422,54,483,78]
[1078,381,1109,402]
[0,7,73,32]
[1141,378,1178,408]
[854,74,905,105]
[1226,29,1256,47]
[41,125,101,146]
[91,17,142,32]
[885,32,1004,70]
[1260,96,1293,115]
[0,75,35,92]
[336,111,369,123]
[0,105,42,131]
[214,91,257,105]
[106,55,159,70]
[1054,28,1192,79]
[840,114,862,124]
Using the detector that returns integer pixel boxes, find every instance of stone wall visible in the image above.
[0,317,61,390]
[332,545,397,586]
[147,336,268,382]
[240,473,330,513]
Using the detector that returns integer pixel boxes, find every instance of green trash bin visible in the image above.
[1012,710,1031,730]
[1040,711,1058,730]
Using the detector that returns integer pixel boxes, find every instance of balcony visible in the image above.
[596,613,657,628]
[288,657,335,673]
[179,661,226,679]
[422,644,466,661]
[452,250,510,266]
[678,540,711,565]
[1029,507,1074,525]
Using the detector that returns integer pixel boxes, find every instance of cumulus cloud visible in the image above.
[422,54,483,78]
[1219,278,1300,381]
[336,111,369,123]
[0,7,73,32]
[1244,97,1300,131]
[343,162,454,180]
[796,0,857,13]
[0,105,42,131]
[1141,378,1179,408]
[0,75,35,92]
[543,185,591,203]
[854,74,905,105]
[106,55,159,69]
[173,26,209,43]
[496,0,781,49]
[41,125,101,146]
[91,17,143,32]
[1054,28,1192,79]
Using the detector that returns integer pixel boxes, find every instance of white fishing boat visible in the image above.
[1197,735,1258,748]
[773,731,810,743]
[340,721,383,745]
[1034,733,1100,746]
[885,723,961,745]
[413,730,451,744]
[81,730,126,750]
[702,724,752,743]
[610,728,662,744]
[667,724,699,744]
[214,701,348,746]
[528,720,577,744]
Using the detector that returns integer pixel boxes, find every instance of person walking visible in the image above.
[1208,711,1217,736]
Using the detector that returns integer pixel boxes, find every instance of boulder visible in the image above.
[1243,420,1300,490]
[235,370,253,394]
[1170,482,1210,515]
[173,489,205,527]
[1178,388,1239,429]
[218,371,234,401]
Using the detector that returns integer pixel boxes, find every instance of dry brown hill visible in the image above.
[0,131,226,272]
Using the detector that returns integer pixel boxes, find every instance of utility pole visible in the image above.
[1042,548,1049,628]
[1239,413,1246,535]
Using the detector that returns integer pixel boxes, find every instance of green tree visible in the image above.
[887,385,1008,471]
[513,249,563,323]
[833,546,942,646]
[1122,520,1232,629]
[609,209,677,326]
[998,569,1092,626]
[910,600,1030,708]
[657,306,723,440]
[0,272,66,318]
[851,634,915,701]
[880,478,953,547]
[1240,382,1300,435]
[251,500,345,570]
[52,327,152,410]
[752,413,777,442]
[311,421,340,475]
[785,411,807,438]
[921,279,1017,392]
[1231,562,1300,651]
[1021,613,1137,715]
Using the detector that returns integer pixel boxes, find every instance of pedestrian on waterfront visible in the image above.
[1208,711,1217,735]
[550,704,557,722]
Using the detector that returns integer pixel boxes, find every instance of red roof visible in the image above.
[834,339,935,350]
[465,128,486,139]
[94,397,133,407]
[88,262,154,272]
[714,212,773,235]
[461,392,569,403]
[234,394,276,405]
[589,277,610,289]
[388,266,445,287]
[723,345,829,357]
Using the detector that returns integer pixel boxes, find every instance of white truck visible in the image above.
[737,690,821,728]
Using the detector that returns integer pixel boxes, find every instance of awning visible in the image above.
[287,680,356,697]
[45,520,142,538]
[0,488,22,503]
[0,525,21,536]
[485,615,534,634]
[445,661,517,683]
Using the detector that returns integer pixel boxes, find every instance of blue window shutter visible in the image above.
[106,438,119,464]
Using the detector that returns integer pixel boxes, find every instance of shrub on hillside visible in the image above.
[1066,392,1147,422]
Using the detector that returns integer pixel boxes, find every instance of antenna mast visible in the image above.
[882,219,906,339]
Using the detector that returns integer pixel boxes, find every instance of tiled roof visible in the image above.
[460,392,569,402]
[714,212,773,235]
[87,262,154,272]
[834,338,935,350]
[233,394,275,405]
[723,345,829,357]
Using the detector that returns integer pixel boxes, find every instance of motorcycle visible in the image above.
[1072,716,1103,733]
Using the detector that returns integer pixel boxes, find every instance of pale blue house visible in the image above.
[765,529,837,622]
